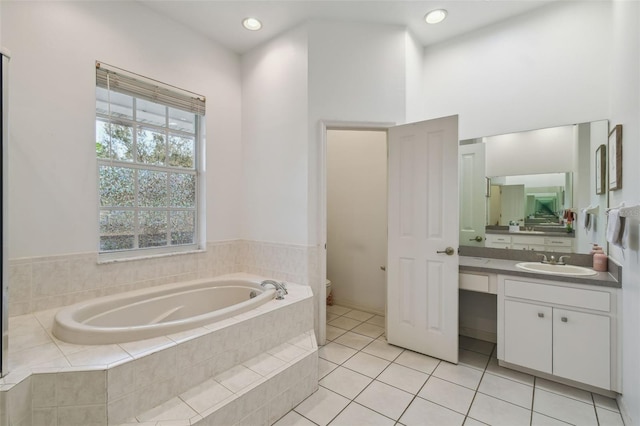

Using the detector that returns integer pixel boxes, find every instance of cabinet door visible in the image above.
[504,300,552,373]
[553,309,610,389]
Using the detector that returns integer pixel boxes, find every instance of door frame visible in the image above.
[318,120,395,346]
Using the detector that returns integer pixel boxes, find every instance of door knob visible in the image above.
[469,236,483,242]
[436,247,455,256]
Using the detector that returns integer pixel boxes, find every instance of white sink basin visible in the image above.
[515,262,598,276]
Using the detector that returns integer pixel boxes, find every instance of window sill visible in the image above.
[97,246,205,264]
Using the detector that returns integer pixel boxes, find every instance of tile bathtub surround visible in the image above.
[0,278,314,425]
[9,240,318,316]
[8,240,321,317]
[7,241,243,316]
[278,305,626,426]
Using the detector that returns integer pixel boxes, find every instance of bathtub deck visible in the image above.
[118,331,318,425]
[0,273,317,426]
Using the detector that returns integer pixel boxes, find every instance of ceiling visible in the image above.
[140,0,553,54]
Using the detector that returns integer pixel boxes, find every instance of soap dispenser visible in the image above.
[591,244,608,272]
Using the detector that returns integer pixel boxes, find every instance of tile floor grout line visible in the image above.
[530,375,537,426]
[592,391,602,426]
[462,347,490,425]
[317,358,401,424]
[531,376,602,426]
[312,306,623,426]
[351,352,425,421]
[392,374,432,425]
[324,311,433,424]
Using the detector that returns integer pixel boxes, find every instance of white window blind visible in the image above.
[96,62,205,116]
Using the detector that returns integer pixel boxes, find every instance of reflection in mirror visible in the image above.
[487,173,571,227]
[459,120,609,255]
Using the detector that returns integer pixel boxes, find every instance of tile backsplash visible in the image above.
[8,240,321,317]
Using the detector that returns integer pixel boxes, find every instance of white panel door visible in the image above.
[387,115,459,363]
[499,184,525,226]
[459,143,486,247]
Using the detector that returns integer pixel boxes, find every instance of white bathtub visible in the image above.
[52,277,276,345]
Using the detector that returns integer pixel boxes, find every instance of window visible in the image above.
[95,62,205,257]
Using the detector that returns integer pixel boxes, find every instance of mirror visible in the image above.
[460,120,609,254]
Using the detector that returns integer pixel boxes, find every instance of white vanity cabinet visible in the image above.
[485,234,511,249]
[486,233,573,252]
[498,275,619,392]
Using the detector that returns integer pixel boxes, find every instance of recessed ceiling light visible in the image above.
[242,17,262,31]
[425,9,448,25]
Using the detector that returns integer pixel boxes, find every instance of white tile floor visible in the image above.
[275,305,625,426]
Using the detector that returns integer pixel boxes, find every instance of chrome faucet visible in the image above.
[538,254,570,265]
[558,255,570,265]
[260,280,288,300]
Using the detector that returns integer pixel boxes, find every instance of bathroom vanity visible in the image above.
[459,256,621,395]
[485,231,574,252]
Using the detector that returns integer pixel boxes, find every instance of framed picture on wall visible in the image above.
[596,144,606,195]
[608,124,623,191]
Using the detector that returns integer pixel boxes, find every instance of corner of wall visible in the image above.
[609,1,640,424]
[404,30,425,123]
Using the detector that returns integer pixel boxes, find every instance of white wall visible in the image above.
[574,121,609,254]
[327,130,387,314]
[241,26,309,245]
[404,32,425,123]
[484,126,575,176]
[609,1,640,423]
[423,1,611,140]
[1,1,242,258]
[307,21,408,247]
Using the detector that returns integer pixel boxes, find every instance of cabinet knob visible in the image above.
[561,317,568,322]
[538,312,545,318]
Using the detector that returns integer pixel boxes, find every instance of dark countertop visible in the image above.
[459,256,621,289]
[485,229,575,238]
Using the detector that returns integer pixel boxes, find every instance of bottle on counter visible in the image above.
[591,244,608,272]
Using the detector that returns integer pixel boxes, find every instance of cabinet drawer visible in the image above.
[487,235,512,243]
[504,279,610,312]
[460,273,489,292]
[544,237,572,247]
[512,235,544,245]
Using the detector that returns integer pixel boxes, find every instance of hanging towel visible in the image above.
[620,216,629,249]
[606,209,625,247]
[580,209,591,231]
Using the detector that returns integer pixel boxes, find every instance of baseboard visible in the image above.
[330,298,385,317]
[498,359,619,399]
[617,395,633,426]
[459,326,497,344]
